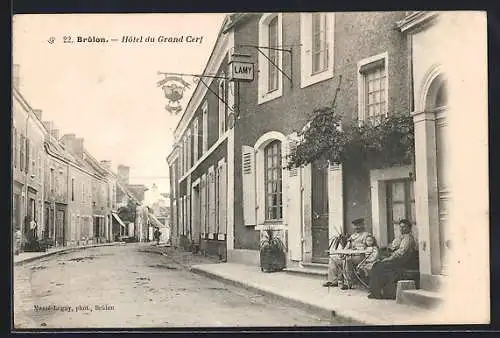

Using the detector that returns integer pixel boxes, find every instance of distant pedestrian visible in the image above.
[154,227,161,245]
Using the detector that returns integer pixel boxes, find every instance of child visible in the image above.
[357,235,380,280]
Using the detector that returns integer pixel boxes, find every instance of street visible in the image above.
[14,244,340,328]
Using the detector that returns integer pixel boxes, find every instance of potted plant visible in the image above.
[259,228,286,272]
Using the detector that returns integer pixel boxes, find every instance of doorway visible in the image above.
[386,179,416,243]
[55,209,65,246]
[311,159,329,263]
[192,184,201,246]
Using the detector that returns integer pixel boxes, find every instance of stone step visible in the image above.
[283,266,327,280]
[300,262,329,271]
[398,288,443,309]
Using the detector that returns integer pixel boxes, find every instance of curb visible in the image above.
[14,242,126,266]
[189,266,367,325]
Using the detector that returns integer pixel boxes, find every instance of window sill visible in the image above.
[255,221,285,231]
[258,87,283,105]
[300,68,334,89]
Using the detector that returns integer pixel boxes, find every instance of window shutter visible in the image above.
[208,166,216,234]
[13,128,17,169]
[328,162,343,236]
[286,134,302,261]
[201,174,207,234]
[218,160,227,234]
[25,138,30,173]
[241,145,256,226]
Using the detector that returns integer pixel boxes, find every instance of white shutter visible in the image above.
[218,160,227,234]
[241,145,256,226]
[200,174,207,235]
[328,163,344,236]
[208,166,216,234]
[286,134,302,261]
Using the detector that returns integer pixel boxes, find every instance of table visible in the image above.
[328,249,370,289]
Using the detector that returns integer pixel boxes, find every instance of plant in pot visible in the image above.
[259,227,286,272]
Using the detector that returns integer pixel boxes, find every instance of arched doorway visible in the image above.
[425,74,450,275]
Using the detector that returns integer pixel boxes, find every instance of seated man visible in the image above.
[323,218,372,290]
[368,219,418,299]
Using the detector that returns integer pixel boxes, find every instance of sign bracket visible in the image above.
[238,44,293,87]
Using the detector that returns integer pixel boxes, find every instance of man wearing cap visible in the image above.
[323,218,372,290]
[368,218,418,299]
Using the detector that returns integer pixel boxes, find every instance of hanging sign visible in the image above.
[228,61,254,82]
[157,74,192,115]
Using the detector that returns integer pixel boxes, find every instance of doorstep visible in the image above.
[190,263,448,326]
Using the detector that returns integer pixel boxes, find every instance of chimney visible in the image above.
[73,138,84,158]
[50,128,60,140]
[33,109,42,120]
[60,133,77,153]
[43,121,54,132]
[13,64,20,90]
[100,160,112,170]
[117,165,130,185]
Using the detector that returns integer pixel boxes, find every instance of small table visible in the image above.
[328,249,370,289]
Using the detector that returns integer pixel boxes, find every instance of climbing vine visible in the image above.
[286,105,415,170]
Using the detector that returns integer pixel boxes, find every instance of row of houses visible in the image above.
[166,10,486,295]
[11,70,156,251]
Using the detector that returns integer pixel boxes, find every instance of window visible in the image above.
[268,17,279,92]
[50,168,55,196]
[202,100,208,153]
[300,13,334,88]
[264,140,283,220]
[13,127,17,169]
[82,183,85,202]
[71,178,75,201]
[25,138,30,173]
[358,52,388,124]
[312,13,329,74]
[258,13,283,104]
[193,118,199,162]
[20,134,25,171]
[187,129,192,170]
[218,75,227,137]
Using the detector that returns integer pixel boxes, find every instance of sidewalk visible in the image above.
[13,242,126,266]
[190,263,446,326]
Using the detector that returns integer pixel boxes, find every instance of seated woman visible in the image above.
[356,235,380,282]
[368,219,418,300]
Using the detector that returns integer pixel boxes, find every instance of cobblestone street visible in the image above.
[14,244,342,329]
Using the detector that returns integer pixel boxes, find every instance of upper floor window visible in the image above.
[268,17,279,92]
[258,13,283,104]
[264,140,283,220]
[312,13,329,74]
[20,134,25,172]
[187,128,192,170]
[13,127,17,169]
[218,75,227,137]
[357,52,388,125]
[71,178,75,201]
[202,100,208,153]
[300,13,335,88]
[193,118,199,162]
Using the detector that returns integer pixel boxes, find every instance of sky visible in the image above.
[13,13,227,194]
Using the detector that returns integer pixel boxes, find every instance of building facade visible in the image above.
[12,72,119,251]
[12,88,46,249]
[166,11,488,297]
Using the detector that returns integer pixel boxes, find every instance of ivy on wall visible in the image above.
[286,104,415,170]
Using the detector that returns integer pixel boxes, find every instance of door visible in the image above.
[386,179,416,244]
[55,209,65,246]
[311,159,329,263]
[436,108,450,275]
[192,185,201,245]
